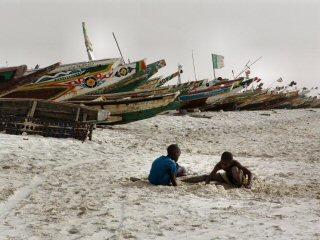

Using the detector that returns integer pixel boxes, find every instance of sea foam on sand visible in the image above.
[0,109,319,240]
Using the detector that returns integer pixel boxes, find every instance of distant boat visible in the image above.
[205,77,256,104]
[138,70,181,90]
[237,91,299,110]
[310,97,320,108]
[178,85,232,109]
[203,89,262,111]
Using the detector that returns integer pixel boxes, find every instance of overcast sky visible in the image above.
[1,0,319,89]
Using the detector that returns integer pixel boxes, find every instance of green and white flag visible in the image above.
[212,54,224,69]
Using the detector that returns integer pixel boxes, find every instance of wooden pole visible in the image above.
[112,32,126,64]
[235,56,262,79]
[235,60,250,79]
[82,22,95,61]
[192,50,197,81]
[177,64,182,84]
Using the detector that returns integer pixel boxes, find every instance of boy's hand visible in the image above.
[205,176,210,185]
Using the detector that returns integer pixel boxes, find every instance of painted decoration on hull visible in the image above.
[4,60,145,102]
[114,66,135,77]
[89,59,163,94]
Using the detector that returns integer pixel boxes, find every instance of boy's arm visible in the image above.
[171,173,177,186]
[205,163,221,184]
[235,161,253,188]
[169,161,178,187]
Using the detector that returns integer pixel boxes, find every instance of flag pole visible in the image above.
[212,54,216,80]
[112,32,126,64]
[192,50,197,81]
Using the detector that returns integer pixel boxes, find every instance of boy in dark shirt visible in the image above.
[182,151,253,189]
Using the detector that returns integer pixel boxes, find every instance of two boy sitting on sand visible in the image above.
[148,144,253,189]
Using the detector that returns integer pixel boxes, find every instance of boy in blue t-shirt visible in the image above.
[148,144,181,186]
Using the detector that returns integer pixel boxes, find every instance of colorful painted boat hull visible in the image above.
[203,90,262,111]
[0,62,61,96]
[206,78,255,104]
[178,87,231,108]
[91,59,165,94]
[69,92,179,124]
[138,70,180,90]
[0,65,27,82]
[3,59,145,102]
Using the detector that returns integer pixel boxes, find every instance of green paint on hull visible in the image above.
[99,101,181,125]
[0,70,16,81]
[98,60,165,94]
[108,73,151,93]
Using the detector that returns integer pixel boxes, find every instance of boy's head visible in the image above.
[167,144,181,162]
[220,151,233,168]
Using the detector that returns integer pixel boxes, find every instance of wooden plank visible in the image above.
[75,108,81,121]
[28,101,38,117]
[0,98,101,122]
[83,113,87,121]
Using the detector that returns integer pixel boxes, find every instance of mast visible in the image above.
[82,22,95,61]
[112,32,126,64]
[192,50,197,81]
[235,56,262,79]
[177,64,182,84]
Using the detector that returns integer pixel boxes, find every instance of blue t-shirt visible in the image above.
[148,156,177,185]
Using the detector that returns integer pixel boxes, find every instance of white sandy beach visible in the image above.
[0,109,319,240]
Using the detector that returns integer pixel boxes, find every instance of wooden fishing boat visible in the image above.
[138,76,163,90]
[0,62,61,96]
[138,70,181,90]
[26,58,120,75]
[203,89,263,111]
[261,91,300,109]
[72,86,172,101]
[0,98,111,141]
[72,80,198,105]
[1,59,146,102]
[179,85,232,109]
[206,78,256,104]
[165,80,205,95]
[235,91,272,109]
[290,96,314,109]
[237,91,299,110]
[68,91,180,124]
[0,65,27,82]
[89,59,164,94]
[311,97,320,108]
[157,71,181,87]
